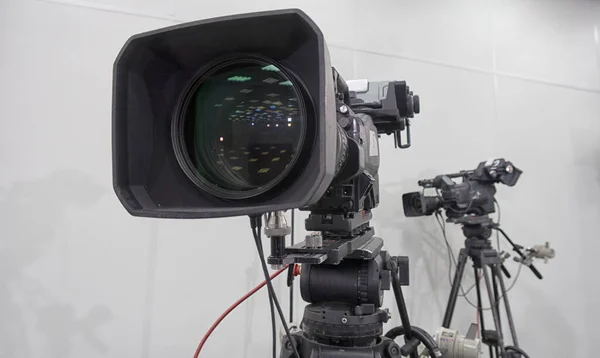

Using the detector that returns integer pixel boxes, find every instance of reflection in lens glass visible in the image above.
[183,59,306,196]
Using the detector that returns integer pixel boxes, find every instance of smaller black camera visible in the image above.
[402,158,522,218]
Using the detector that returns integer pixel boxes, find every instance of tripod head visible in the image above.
[299,251,401,347]
[445,214,545,281]
[451,215,495,239]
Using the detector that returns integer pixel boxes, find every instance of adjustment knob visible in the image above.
[413,95,420,114]
[305,232,323,248]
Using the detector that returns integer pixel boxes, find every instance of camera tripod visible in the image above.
[441,215,530,358]
[268,212,441,358]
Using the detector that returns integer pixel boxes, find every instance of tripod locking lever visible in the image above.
[400,338,421,356]
[500,264,511,279]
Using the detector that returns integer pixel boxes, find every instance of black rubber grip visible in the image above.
[529,264,543,279]
[501,264,511,279]
[400,338,421,356]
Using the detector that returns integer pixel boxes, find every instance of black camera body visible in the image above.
[402,159,522,218]
[305,78,419,222]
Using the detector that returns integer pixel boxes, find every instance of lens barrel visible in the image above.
[402,192,441,217]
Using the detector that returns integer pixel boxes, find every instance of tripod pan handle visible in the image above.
[529,264,543,280]
[501,264,511,279]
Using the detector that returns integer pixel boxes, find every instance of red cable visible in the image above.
[193,265,297,358]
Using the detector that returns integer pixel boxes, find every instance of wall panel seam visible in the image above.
[36,0,600,95]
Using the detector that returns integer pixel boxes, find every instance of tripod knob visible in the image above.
[482,330,500,347]
[400,338,420,356]
[386,342,401,357]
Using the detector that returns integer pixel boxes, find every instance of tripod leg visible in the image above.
[482,262,506,357]
[474,268,485,332]
[474,268,494,358]
[495,264,520,348]
[491,268,503,335]
[391,262,419,358]
[442,248,469,328]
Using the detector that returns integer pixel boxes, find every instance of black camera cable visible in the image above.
[289,209,295,323]
[250,215,301,358]
[505,345,531,358]
[384,326,442,358]
[254,222,277,358]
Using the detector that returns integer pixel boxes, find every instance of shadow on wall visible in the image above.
[512,284,579,357]
[573,146,600,356]
[577,148,600,194]
[374,171,477,325]
[0,170,111,358]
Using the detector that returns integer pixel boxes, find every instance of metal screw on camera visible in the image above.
[264,211,292,270]
[305,232,322,248]
[339,105,349,114]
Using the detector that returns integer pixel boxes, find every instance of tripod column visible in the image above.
[495,264,520,348]
[442,248,469,328]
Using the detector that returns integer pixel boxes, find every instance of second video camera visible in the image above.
[402,158,522,218]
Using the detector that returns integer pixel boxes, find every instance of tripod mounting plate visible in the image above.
[449,215,496,241]
[283,228,383,265]
[451,215,495,227]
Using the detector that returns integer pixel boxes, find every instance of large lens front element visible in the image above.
[174,58,307,199]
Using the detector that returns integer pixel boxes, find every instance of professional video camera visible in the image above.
[401,160,554,358]
[112,9,438,358]
[402,158,522,218]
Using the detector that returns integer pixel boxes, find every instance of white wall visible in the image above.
[1,0,599,357]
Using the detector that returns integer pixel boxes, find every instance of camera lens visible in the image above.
[174,58,307,199]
